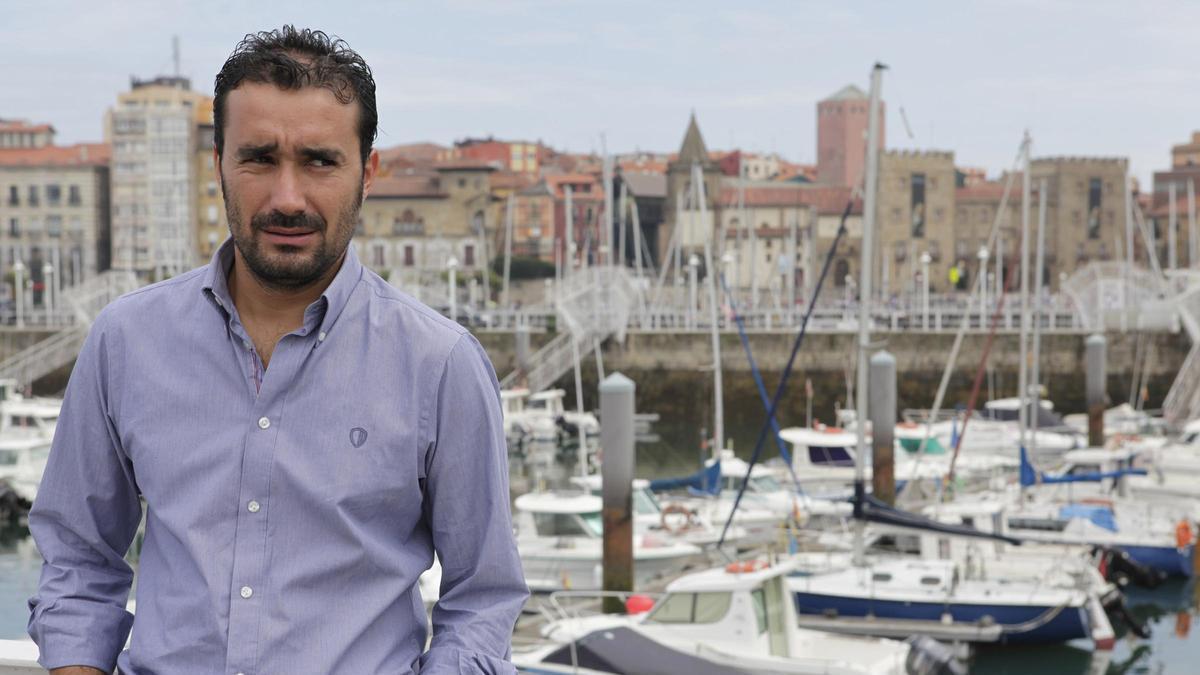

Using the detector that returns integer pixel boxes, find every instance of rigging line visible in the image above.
[911,139,1029,483]
[946,249,1024,489]
[718,269,806,495]
[717,198,854,547]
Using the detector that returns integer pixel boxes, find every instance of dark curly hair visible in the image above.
[213,25,377,166]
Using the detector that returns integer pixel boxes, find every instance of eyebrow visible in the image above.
[299,146,346,164]
[234,143,278,160]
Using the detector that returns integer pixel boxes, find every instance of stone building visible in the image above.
[876,150,956,295]
[0,140,111,302]
[356,161,494,280]
[816,85,885,188]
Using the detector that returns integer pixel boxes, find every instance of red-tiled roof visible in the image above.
[0,143,109,167]
[717,184,858,214]
[490,171,537,191]
[1148,194,1194,218]
[378,142,447,164]
[433,158,497,171]
[0,119,54,134]
[367,174,447,199]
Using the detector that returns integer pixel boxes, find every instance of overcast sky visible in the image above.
[2,0,1193,184]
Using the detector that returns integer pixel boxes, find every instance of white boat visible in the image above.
[501,387,559,444]
[0,378,60,439]
[515,557,952,674]
[527,388,599,437]
[513,491,702,592]
[570,474,751,549]
[0,428,53,505]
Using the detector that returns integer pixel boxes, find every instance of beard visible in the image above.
[223,178,362,291]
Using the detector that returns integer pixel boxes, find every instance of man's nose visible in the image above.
[266,165,307,215]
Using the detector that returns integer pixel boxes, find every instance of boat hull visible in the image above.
[791,591,1091,644]
[1122,544,1195,578]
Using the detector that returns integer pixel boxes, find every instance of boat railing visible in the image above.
[544,589,664,623]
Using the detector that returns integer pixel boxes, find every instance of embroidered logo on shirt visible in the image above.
[349,427,368,448]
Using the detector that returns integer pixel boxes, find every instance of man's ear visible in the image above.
[363,149,380,198]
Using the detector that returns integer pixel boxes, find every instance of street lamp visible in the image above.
[919,251,932,330]
[447,255,459,323]
[687,254,701,329]
[12,259,25,329]
[977,247,990,327]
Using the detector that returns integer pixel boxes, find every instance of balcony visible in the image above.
[392,221,425,236]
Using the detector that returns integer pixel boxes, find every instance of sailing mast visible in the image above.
[694,162,725,458]
[853,63,885,566]
[1017,132,1032,453]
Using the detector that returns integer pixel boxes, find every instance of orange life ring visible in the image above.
[660,503,696,535]
[725,559,769,574]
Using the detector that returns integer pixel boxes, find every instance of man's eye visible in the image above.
[246,156,273,165]
[310,158,336,167]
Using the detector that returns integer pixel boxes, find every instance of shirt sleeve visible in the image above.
[419,333,528,675]
[26,312,142,672]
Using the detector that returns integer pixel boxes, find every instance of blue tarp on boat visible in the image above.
[1059,504,1118,532]
[648,461,721,496]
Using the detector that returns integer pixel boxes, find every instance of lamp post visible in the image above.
[447,256,459,323]
[977,246,990,328]
[44,263,55,325]
[919,252,932,329]
[13,259,25,329]
[687,254,700,329]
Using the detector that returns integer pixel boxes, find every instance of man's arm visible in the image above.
[419,334,529,675]
[28,314,141,673]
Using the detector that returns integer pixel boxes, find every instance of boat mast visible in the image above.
[694,162,725,458]
[854,63,885,566]
[1018,132,1032,452]
[1030,177,1047,458]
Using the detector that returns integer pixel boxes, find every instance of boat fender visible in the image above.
[724,559,768,574]
[1176,520,1193,551]
[624,594,655,615]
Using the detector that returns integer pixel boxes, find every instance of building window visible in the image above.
[8,218,17,237]
[1087,178,1102,239]
[464,244,475,267]
[457,178,466,188]
[68,185,81,206]
[910,173,926,238]
[404,245,415,267]
[372,243,385,267]
[46,216,62,237]
[46,184,61,206]
[6,186,16,206]
[27,185,39,207]
[207,205,219,225]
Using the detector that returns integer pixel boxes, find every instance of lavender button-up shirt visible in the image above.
[27,240,527,674]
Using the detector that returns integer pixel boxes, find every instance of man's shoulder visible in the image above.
[94,267,209,328]
[360,270,471,346]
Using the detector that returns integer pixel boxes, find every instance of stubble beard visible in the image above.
[223,178,363,292]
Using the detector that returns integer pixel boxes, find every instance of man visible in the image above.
[27,26,527,674]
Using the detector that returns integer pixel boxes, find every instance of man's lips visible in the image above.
[261,229,318,245]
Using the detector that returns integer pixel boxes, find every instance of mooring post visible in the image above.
[600,372,635,613]
[515,324,531,384]
[1086,334,1107,448]
[869,350,897,506]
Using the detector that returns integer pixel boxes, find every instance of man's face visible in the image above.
[216,82,379,290]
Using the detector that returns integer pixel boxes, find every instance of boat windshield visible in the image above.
[579,512,603,537]
[633,489,661,515]
[0,449,17,466]
[646,592,732,625]
[750,476,782,493]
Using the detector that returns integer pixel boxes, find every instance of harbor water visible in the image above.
[2,383,1198,673]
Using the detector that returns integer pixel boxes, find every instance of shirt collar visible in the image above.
[201,238,364,338]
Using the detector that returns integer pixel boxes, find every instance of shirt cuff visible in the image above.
[28,599,130,673]
[419,647,517,675]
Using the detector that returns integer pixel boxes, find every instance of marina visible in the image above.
[3,25,1200,670]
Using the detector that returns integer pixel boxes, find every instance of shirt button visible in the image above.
[243,340,251,350]
[258,416,270,430]
[247,500,261,513]
[240,586,253,599]
[318,331,327,341]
